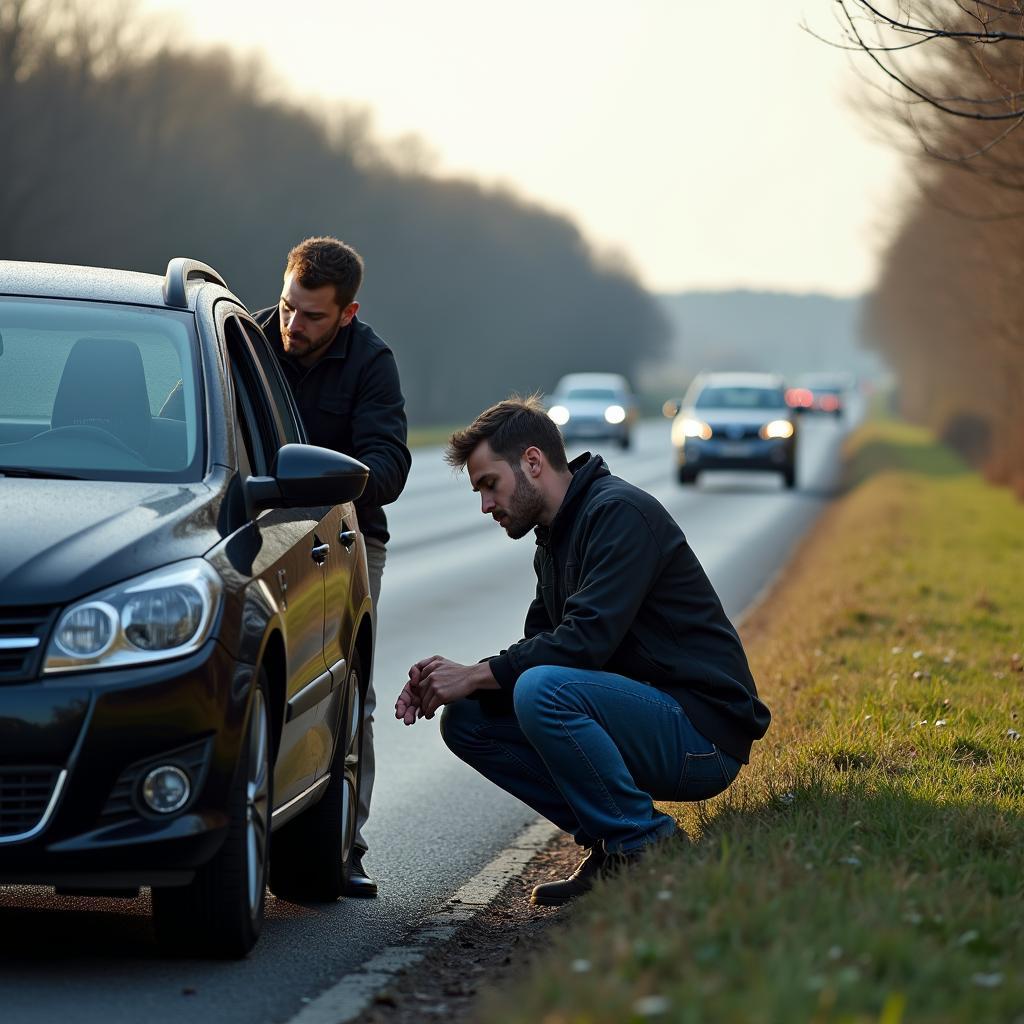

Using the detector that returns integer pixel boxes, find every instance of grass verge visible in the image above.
[478,418,1024,1024]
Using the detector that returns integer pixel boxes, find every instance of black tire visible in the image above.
[269,652,364,902]
[152,673,272,958]
[782,465,797,489]
[619,433,631,451]
[678,466,698,485]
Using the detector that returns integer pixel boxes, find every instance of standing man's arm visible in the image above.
[351,347,412,507]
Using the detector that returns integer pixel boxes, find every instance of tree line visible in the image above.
[0,0,668,425]
[835,1,1024,495]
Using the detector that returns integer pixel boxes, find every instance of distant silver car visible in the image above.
[669,372,797,488]
[546,372,637,450]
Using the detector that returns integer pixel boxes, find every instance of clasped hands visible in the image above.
[395,656,496,725]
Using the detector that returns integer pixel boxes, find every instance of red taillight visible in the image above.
[819,394,840,412]
[786,387,813,408]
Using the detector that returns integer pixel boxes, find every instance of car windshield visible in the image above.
[694,386,786,410]
[562,388,619,401]
[0,297,202,482]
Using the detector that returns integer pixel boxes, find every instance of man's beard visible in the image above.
[498,464,546,539]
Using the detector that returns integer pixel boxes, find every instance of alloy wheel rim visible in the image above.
[246,689,270,918]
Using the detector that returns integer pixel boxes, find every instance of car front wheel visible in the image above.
[269,652,364,902]
[152,673,271,958]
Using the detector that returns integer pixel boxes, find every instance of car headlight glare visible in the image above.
[672,417,713,445]
[55,602,118,658]
[760,419,795,440]
[123,587,205,651]
[604,404,626,425]
[45,559,222,674]
[548,405,570,426]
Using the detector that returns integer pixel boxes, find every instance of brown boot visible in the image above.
[530,846,607,906]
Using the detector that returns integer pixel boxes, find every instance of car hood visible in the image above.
[687,406,791,426]
[1,478,224,606]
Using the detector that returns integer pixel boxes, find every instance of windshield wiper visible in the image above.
[0,466,85,480]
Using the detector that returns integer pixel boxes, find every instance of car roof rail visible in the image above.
[163,258,228,309]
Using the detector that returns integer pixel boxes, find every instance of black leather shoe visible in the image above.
[530,846,606,906]
[345,850,378,898]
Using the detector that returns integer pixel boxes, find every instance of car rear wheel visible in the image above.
[269,652,364,902]
[152,674,271,958]
[678,466,698,485]
[782,465,797,489]
[619,432,631,450]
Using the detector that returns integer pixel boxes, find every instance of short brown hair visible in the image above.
[285,236,364,308]
[445,393,568,472]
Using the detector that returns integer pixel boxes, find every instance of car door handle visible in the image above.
[339,523,357,549]
[311,543,330,565]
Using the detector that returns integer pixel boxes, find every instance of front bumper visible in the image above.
[677,437,795,471]
[0,639,253,888]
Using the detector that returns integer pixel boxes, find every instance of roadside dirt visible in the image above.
[351,832,581,1024]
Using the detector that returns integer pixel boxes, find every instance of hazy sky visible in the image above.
[141,1,906,296]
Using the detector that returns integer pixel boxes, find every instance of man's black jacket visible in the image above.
[255,307,411,545]
[487,454,770,763]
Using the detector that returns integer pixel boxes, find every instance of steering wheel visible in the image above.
[32,424,147,462]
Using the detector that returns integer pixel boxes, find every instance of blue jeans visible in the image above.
[440,665,741,855]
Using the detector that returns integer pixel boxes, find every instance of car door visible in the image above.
[237,317,356,781]
[224,313,333,804]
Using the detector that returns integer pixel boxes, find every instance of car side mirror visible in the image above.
[662,398,681,419]
[246,443,369,512]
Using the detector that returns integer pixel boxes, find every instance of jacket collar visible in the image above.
[535,453,609,545]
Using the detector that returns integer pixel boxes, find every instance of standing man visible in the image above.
[395,395,769,905]
[257,236,411,898]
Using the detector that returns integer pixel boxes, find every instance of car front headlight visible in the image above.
[671,417,712,446]
[45,559,223,674]
[759,419,795,440]
[604,404,626,425]
[548,405,570,426]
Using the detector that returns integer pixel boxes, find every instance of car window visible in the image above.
[240,320,304,445]
[563,388,619,400]
[694,386,786,410]
[0,296,202,480]
[225,318,279,475]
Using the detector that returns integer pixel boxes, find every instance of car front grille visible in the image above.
[0,606,57,684]
[0,766,63,840]
[709,424,762,441]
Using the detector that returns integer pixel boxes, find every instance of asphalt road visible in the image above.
[0,411,852,1024]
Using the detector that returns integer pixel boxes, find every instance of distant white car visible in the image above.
[669,371,798,488]
[546,372,637,450]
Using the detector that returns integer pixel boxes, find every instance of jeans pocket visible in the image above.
[674,749,731,801]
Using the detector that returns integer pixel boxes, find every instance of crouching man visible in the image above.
[395,395,770,905]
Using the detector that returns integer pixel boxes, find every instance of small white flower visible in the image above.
[863,714,873,721]
[779,791,796,804]
[656,890,673,901]
[913,650,924,659]
[633,995,671,1016]
[956,930,979,946]
[571,959,592,973]
[935,719,947,727]
[827,945,843,960]
[971,972,1004,989]
[891,646,904,655]
[1008,729,1021,741]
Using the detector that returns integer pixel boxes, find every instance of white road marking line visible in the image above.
[284,818,559,1024]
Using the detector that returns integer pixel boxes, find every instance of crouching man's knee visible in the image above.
[439,699,478,757]
[513,665,573,728]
